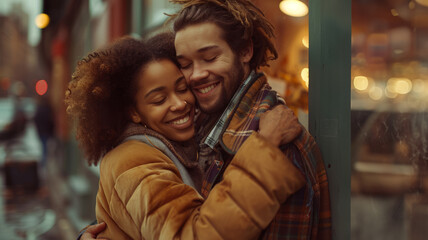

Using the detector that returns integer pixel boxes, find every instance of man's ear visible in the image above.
[129,108,142,124]
[240,41,254,63]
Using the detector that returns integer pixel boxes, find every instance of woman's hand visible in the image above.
[258,105,302,146]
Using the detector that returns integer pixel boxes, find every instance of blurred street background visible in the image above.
[0,0,428,239]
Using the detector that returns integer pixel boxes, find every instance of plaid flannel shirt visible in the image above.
[196,71,332,239]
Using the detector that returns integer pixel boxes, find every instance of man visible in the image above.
[82,0,331,239]
[171,1,332,239]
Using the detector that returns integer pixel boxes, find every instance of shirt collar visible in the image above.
[203,70,260,149]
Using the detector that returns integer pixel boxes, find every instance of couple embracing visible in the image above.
[66,0,332,239]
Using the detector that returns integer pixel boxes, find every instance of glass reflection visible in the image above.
[352,0,428,239]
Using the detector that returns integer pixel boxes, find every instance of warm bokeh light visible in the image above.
[390,9,399,17]
[416,0,428,7]
[387,77,412,95]
[35,13,50,29]
[395,79,412,94]
[279,0,308,17]
[353,75,369,91]
[369,86,383,100]
[301,67,309,88]
[302,36,309,48]
[36,79,48,95]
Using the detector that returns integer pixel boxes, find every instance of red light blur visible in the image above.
[0,77,10,90]
[36,80,48,95]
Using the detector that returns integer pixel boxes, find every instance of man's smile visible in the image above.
[192,81,220,96]
[197,83,217,94]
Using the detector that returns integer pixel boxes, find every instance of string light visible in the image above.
[279,0,308,17]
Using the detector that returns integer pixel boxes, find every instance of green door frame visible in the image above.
[131,0,143,36]
[309,0,351,239]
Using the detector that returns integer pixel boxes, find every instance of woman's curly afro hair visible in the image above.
[65,33,177,165]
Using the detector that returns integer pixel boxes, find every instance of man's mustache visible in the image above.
[189,76,221,89]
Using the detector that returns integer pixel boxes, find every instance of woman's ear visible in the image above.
[240,41,254,63]
[129,108,142,124]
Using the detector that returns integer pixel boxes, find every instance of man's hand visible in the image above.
[80,222,107,240]
[259,105,302,146]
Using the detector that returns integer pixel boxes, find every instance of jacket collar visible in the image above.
[119,122,199,168]
[220,74,280,154]
[203,71,262,149]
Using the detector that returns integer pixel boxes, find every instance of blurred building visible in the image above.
[0,3,44,99]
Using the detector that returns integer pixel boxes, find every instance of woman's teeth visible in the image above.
[171,114,189,125]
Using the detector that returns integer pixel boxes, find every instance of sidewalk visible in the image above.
[46,157,81,240]
[44,139,99,239]
[0,154,79,240]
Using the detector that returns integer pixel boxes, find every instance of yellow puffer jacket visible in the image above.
[96,132,305,240]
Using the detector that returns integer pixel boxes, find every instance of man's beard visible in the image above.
[197,57,245,115]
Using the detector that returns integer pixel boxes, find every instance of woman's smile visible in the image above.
[166,108,195,130]
[131,59,196,142]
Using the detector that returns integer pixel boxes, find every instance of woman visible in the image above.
[66,33,304,240]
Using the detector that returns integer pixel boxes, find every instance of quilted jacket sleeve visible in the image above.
[97,132,305,240]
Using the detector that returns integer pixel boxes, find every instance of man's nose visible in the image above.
[189,62,209,83]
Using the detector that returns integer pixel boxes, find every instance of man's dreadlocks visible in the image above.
[169,0,278,70]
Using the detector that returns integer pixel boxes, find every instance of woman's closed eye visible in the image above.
[151,97,166,105]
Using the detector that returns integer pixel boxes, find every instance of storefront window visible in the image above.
[351,1,428,239]
[253,0,310,127]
